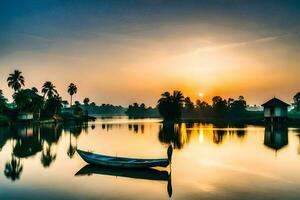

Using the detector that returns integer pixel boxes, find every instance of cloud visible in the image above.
[17,33,55,43]
[198,35,283,52]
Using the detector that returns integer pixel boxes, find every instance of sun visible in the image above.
[198,92,204,98]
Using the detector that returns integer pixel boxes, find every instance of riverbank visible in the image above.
[0,114,96,127]
[162,112,300,127]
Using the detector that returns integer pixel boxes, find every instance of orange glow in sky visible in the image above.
[0,1,299,106]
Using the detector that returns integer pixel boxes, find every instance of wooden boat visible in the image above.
[76,146,173,169]
[75,164,169,181]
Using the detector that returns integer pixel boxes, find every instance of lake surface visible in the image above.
[1,116,300,200]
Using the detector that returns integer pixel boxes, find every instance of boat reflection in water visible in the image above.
[264,124,288,153]
[75,165,172,197]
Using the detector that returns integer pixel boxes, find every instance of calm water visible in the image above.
[0,116,300,200]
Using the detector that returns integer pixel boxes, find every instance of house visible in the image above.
[262,97,289,122]
[17,112,34,121]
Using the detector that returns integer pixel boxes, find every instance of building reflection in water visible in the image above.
[264,124,288,153]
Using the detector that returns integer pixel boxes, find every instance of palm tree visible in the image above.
[157,90,184,121]
[184,96,194,111]
[42,81,58,99]
[68,83,77,107]
[172,90,184,107]
[7,70,25,93]
[4,156,23,181]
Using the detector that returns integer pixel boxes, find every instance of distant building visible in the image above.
[17,112,34,121]
[262,97,289,122]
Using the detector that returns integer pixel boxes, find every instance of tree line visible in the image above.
[157,90,249,121]
[0,69,126,123]
[1,70,300,123]
[125,103,159,118]
[0,70,81,121]
[157,90,300,121]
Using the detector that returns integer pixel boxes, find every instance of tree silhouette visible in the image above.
[157,90,184,121]
[31,87,38,93]
[0,90,7,113]
[83,98,90,106]
[68,83,77,107]
[184,97,194,111]
[227,96,247,116]
[4,156,23,181]
[293,92,300,111]
[13,89,44,113]
[7,70,25,93]
[212,96,227,116]
[44,95,63,116]
[125,103,157,118]
[42,81,58,99]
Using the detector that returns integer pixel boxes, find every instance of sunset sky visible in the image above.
[1,0,300,106]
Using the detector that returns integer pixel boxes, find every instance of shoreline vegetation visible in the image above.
[1,70,300,127]
[0,69,96,126]
[156,90,300,126]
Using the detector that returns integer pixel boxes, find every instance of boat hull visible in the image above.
[77,149,170,168]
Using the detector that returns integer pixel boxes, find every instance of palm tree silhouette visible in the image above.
[7,70,25,93]
[68,83,77,107]
[4,156,23,181]
[41,144,57,168]
[42,81,58,99]
[157,90,184,121]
